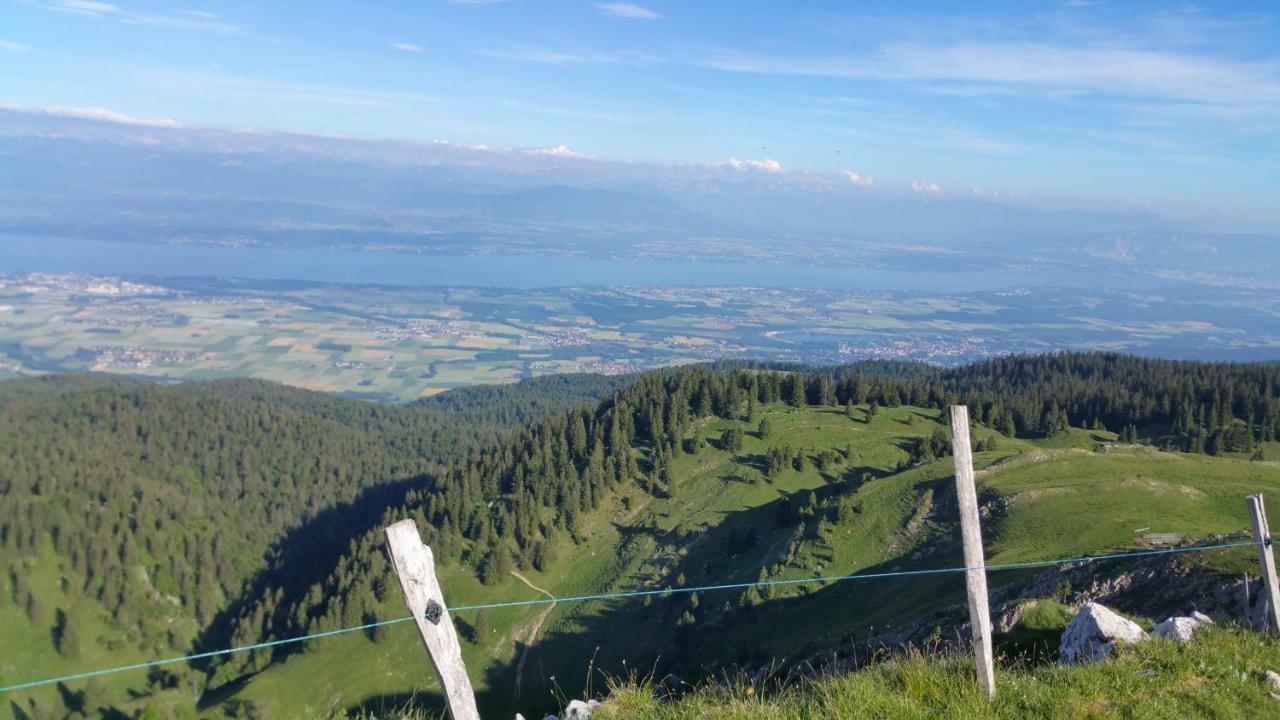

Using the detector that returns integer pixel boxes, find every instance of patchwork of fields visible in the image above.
[2,272,1278,401]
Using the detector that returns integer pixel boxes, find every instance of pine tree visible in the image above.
[721,426,745,453]
[757,417,773,439]
[55,608,82,659]
[472,610,490,642]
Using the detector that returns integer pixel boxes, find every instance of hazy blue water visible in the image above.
[0,235,1164,292]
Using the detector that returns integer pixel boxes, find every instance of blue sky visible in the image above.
[2,0,1278,228]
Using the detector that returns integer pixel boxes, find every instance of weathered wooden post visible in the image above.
[385,519,481,720]
[948,404,996,699]
[1246,494,1280,635]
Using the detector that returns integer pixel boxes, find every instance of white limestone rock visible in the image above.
[1266,669,1280,699]
[564,699,602,718]
[1060,602,1147,664]
[1153,612,1213,644]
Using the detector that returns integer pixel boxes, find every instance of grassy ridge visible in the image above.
[233,402,1280,718]
[598,627,1280,720]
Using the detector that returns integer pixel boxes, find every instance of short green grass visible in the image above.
[332,627,1280,720]
[596,626,1280,720]
[0,552,201,719]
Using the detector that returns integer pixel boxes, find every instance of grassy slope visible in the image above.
[1,550,166,716]
[598,626,1280,720]
[232,403,1280,719]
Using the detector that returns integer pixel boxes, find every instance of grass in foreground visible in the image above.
[595,627,1280,720]
[335,627,1280,719]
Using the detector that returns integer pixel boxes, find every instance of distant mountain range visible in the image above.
[0,108,1276,283]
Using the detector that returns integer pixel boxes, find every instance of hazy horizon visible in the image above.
[3,0,1279,236]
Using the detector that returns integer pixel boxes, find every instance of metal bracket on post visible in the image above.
[949,405,996,700]
[385,519,481,720]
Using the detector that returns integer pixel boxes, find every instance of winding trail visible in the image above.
[510,570,557,703]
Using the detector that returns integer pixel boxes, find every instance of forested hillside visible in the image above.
[219,353,1279,716]
[939,353,1279,453]
[2,354,1278,719]
[0,373,632,719]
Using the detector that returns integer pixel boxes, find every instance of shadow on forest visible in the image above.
[343,690,448,719]
[195,473,433,678]
[458,475,972,720]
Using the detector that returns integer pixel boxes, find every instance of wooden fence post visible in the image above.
[948,405,996,700]
[1246,494,1280,636]
[385,519,481,720]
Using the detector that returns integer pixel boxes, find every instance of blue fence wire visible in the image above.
[0,538,1261,694]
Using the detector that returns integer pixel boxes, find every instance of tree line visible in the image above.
[226,352,1279,688]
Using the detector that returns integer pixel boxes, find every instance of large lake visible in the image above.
[0,235,1164,292]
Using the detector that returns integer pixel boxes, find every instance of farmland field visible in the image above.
[2,272,1278,401]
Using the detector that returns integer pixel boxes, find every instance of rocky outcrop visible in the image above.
[1060,602,1147,664]
[797,545,1251,680]
[520,698,602,720]
[564,699,602,718]
[1153,611,1213,644]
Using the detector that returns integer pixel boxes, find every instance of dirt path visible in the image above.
[510,570,557,703]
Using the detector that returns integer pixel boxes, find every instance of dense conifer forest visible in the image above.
[0,372,633,682]
[2,353,1277,715]
[214,353,1280,685]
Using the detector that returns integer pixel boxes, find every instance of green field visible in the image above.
[597,625,1280,720]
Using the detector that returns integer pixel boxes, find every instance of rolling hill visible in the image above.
[2,354,1279,719]
[227,397,1279,718]
[0,372,633,720]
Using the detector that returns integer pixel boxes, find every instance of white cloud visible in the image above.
[528,144,591,159]
[0,39,30,51]
[131,67,440,109]
[595,3,661,20]
[1,103,184,128]
[726,157,784,173]
[54,0,122,15]
[479,47,627,65]
[910,179,941,193]
[26,0,249,34]
[431,139,490,151]
[392,42,424,54]
[841,170,873,187]
[122,13,246,33]
[502,99,638,124]
[480,37,1279,124]
[692,43,1280,117]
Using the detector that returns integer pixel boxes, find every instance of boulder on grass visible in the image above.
[1153,612,1213,644]
[1060,602,1147,664]
[564,699,602,718]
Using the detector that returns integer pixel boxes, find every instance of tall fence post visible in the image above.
[949,404,996,700]
[385,519,481,720]
[1246,494,1280,636]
